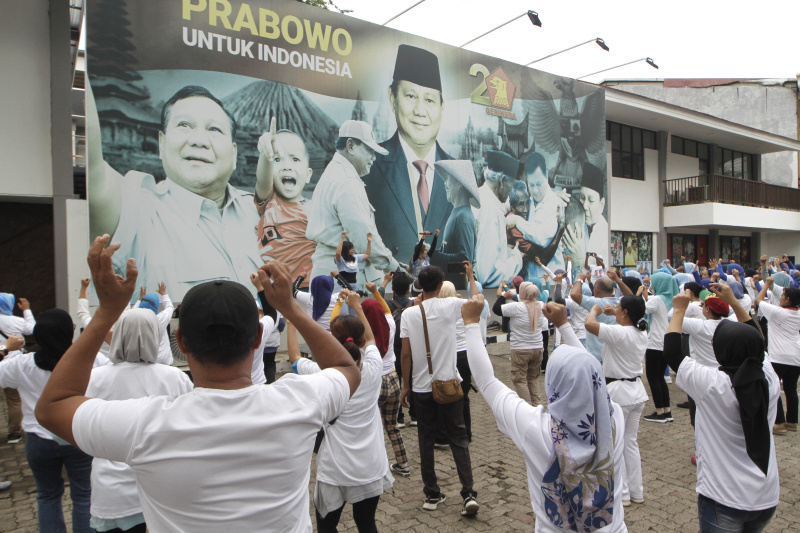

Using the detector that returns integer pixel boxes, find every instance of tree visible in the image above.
[295,0,352,13]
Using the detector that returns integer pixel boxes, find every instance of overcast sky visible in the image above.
[335,0,799,84]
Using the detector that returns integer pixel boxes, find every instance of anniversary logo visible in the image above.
[86,0,608,302]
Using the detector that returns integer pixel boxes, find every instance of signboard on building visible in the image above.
[86,0,607,300]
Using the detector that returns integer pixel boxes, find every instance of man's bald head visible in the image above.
[594,277,614,296]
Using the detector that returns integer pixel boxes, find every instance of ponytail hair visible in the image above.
[330,315,365,363]
[620,295,648,331]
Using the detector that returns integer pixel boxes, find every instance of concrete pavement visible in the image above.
[1,341,799,532]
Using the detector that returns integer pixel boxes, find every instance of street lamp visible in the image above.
[527,38,609,66]
[383,0,428,26]
[460,10,541,48]
[577,57,659,80]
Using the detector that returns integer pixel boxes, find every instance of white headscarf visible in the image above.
[541,344,616,532]
[108,308,160,364]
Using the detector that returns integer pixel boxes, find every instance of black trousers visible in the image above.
[435,351,473,443]
[645,349,670,409]
[262,348,277,384]
[772,362,800,424]
[414,392,475,500]
[316,495,380,533]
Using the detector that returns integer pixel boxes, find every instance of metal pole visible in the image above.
[383,0,428,26]
[527,38,595,65]
[577,57,648,80]
[460,12,527,48]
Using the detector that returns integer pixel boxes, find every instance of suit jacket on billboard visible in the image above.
[364,132,453,266]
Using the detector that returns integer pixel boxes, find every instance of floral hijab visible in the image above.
[542,344,616,532]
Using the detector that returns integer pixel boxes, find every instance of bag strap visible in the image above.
[420,302,434,375]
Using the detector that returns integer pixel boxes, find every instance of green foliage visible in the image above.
[295,0,352,13]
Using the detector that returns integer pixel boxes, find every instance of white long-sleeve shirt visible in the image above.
[133,294,174,365]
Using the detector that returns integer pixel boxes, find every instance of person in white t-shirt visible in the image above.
[0,309,93,533]
[639,272,680,423]
[76,278,113,368]
[756,278,800,434]
[0,292,35,444]
[586,294,649,507]
[295,275,340,331]
[35,236,362,533]
[296,290,393,532]
[501,282,548,406]
[335,230,371,291]
[464,297,628,532]
[85,308,194,532]
[399,263,479,516]
[666,285,780,533]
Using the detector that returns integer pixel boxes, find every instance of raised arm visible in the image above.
[335,230,346,263]
[363,233,372,261]
[286,320,302,365]
[664,291,691,372]
[367,282,391,315]
[427,229,439,259]
[570,274,586,305]
[542,302,582,348]
[584,304,603,337]
[711,282,751,324]
[716,261,728,281]
[607,268,631,296]
[86,79,121,240]
[37,235,138,446]
[465,260,479,298]
[254,117,277,207]
[344,290,375,346]
[755,276,772,306]
[259,262,360,396]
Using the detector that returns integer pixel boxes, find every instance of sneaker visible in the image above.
[643,412,669,423]
[773,423,787,435]
[631,497,644,504]
[391,463,411,477]
[662,411,674,422]
[409,418,418,427]
[677,401,691,409]
[622,499,631,508]
[0,480,10,491]
[691,455,697,466]
[786,422,797,432]
[422,494,446,511]
[461,496,479,516]
[665,376,672,384]
[7,433,22,444]
[396,420,406,429]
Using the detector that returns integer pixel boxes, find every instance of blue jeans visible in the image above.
[698,494,776,533]
[26,433,94,533]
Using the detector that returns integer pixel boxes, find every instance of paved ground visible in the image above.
[2,341,799,532]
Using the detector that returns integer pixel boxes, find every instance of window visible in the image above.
[713,146,757,180]
[607,121,656,180]
[611,231,653,272]
[667,234,709,267]
[672,136,710,175]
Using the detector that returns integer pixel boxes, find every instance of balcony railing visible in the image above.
[664,174,800,212]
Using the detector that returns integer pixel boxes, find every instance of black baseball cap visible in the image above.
[179,280,259,354]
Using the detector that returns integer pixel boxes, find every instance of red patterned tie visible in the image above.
[413,160,429,215]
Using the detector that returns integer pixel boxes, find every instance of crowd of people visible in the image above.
[0,240,797,533]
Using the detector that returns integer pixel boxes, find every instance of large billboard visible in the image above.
[87,0,608,302]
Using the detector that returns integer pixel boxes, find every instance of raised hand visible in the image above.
[17,298,30,312]
[542,302,568,327]
[157,281,167,296]
[257,261,295,313]
[139,286,146,300]
[366,281,378,293]
[257,116,278,160]
[250,272,264,291]
[461,295,485,325]
[88,234,138,316]
[80,278,91,290]
[672,290,691,312]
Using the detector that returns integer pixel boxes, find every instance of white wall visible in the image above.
[666,152,700,180]
[761,232,800,263]
[66,199,90,337]
[608,147,661,233]
[0,0,53,198]
[664,203,800,231]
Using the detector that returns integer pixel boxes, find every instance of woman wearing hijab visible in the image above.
[0,309,93,533]
[666,285,780,532]
[756,277,800,434]
[85,309,194,533]
[294,290,392,533]
[585,295,649,507]
[295,275,339,331]
[501,282,549,405]
[727,280,752,320]
[463,298,627,532]
[639,271,679,423]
